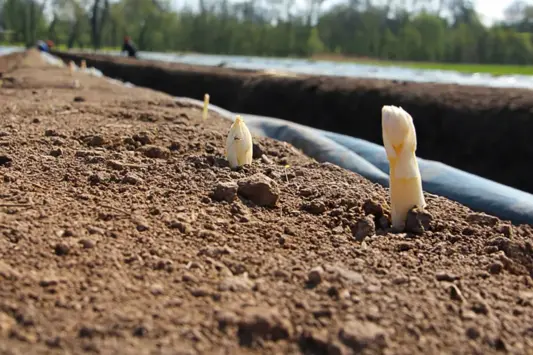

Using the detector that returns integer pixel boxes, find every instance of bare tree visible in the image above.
[90,0,109,48]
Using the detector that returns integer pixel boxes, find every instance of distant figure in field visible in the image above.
[122,36,137,58]
[36,40,54,53]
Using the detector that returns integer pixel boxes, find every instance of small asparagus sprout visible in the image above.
[68,61,75,76]
[225,115,253,168]
[202,93,209,120]
[382,105,426,230]
[80,60,87,70]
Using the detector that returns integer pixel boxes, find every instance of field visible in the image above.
[0,49,532,354]
[312,53,533,76]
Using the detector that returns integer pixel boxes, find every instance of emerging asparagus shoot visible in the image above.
[226,115,253,168]
[68,61,75,76]
[382,105,425,230]
[203,93,210,120]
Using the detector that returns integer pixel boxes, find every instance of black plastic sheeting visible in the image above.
[175,97,533,226]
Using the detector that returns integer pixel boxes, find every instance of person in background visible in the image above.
[36,40,54,53]
[122,36,137,58]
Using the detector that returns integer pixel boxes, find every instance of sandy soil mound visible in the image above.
[0,50,532,355]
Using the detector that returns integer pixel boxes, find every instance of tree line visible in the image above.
[1,0,533,65]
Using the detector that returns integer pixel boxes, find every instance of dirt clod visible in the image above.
[237,173,279,207]
[352,216,375,241]
[489,262,504,275]
[0,154,12,166]
[121,173,143,185]
[301,200,326,215]
[49,148,63,157]
[363,199,386,217]
[308,266,325,285]
[54,243,70,256]
[467,212,499,227]
[338,320,388,352]
[237,307,292,346]
[138,144,170,159]
[405,206,433,234]
[84,135,106,147]
[211,181,238,203]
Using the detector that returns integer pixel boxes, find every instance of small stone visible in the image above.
[0,155,12,166]
[87,226,105,235]
[219,274,254,292]
[496,224,513,238]
[85,135,106,147]
[334,267,364,285]
[73,96,85,102]
[45,129,59,137]
[45,336,62,348]
[88,173,105,185]
[150,284,164,295]
[169,141,181,151]
[121,173,143,185]
[182,272,198,283]
[54,243,70,256]
[471,301,490,315]
[378,215,390,229]
[132,325,149,337]
[489,262,503,275]
[405,207,432,234]
[135,218,150,231]
[307,266,324,285]
[133,132,153,145]
[301,200,326,215]
[79,239,95,249]
[353,216,375,242]
[138,145,170,159]
[449,284,464,302]
[106,160,124,170]
[191,288,210,297]
[396,242,414,252]
[435,271,459,282]
[252,143,264,159]
[50,148,63,157]
[168,221,191,234]
[261,155,273,164]
[338,320,388,351]
[211,181,238,203]
[466,212,499,227]
[363,199,385,217]
[237,173,279,207]
[465,327,480,340]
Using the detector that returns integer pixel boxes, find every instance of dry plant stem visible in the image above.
[0,203,33,207]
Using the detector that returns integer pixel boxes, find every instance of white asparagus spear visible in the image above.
[226,115,253,168]
[382,105,426,230]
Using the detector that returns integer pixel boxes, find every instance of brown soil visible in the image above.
[1,49,533,355]
[52,50,533,195]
